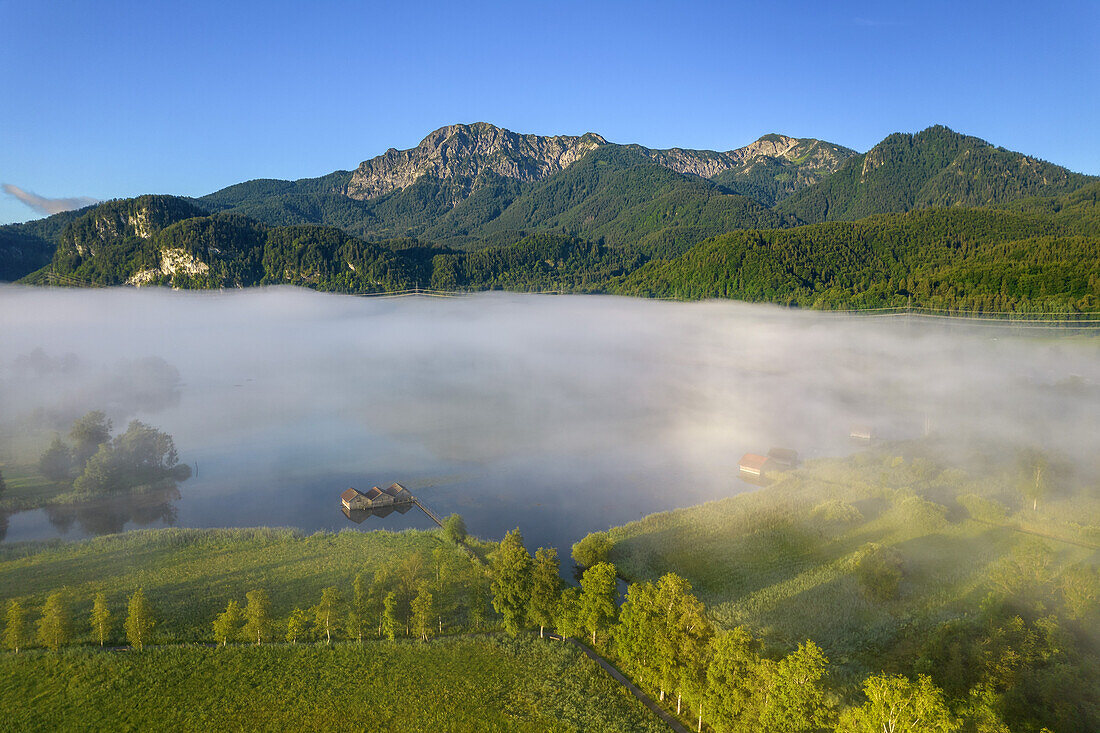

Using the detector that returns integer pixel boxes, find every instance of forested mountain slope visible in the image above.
[0,206,94,281]
[778,126,1096,223]
[615,205,1100,311]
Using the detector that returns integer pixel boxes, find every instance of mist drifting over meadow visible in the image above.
[1,285,1097,552]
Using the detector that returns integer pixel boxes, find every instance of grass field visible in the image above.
[0,637,667,732]
[0,526,490,643]
[603,444,1100,676]
[0,462,63,512]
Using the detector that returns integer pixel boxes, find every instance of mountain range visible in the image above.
[2,122,1098,312]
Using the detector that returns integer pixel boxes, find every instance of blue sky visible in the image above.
[1,0,1098,224]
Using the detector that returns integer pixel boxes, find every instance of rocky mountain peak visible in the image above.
[344,123,608,200]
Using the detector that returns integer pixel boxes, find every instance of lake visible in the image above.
[2,286,1098,564]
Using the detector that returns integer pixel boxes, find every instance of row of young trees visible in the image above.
[4,589,154,653]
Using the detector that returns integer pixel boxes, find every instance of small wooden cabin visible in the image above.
[738,453,771,479]
[341,482,414,512]
[341,488,371,511]
[362,486,392,506]
[382,482,413,503]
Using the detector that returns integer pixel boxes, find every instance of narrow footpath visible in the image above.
[564,638,690,733]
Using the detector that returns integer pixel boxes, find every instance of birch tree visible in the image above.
[491,528,533,635]
[579,562,618,646]
[529,547,562,638]
[90,592,112,646]
[243,589,272,644]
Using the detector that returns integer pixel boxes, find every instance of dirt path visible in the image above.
[562,637,690,733]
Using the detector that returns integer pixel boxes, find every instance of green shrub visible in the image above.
[851,543,904,602]
[810,500,864,524]
[957,494,1009,522]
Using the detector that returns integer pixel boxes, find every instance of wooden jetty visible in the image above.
[340,482,443,528]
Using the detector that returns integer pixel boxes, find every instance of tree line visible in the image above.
[5,589,154,653]
[37,410,190,498]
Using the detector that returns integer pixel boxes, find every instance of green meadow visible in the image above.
[0,638,667,732]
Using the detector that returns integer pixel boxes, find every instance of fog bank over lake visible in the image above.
[1,286,1098,557]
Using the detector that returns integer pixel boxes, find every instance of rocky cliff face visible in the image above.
[343,123,855,203]
[59,196,207,258]
[632,134,853,180]
[345,123,608,200]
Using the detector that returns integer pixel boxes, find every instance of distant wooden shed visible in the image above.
[850,425,874,443]
[341,482,415,511]
[738,453,771,479]
[382,482,413,503]
[341,487,370,511]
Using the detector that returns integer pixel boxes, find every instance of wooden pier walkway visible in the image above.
[413,497,444,527]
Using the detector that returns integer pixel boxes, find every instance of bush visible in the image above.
[443,514,467,544]
[851,543,904,601]
[895,495,948,532]
[571,531,613,568]
[957,494,1009,522]
[810,500,864,524]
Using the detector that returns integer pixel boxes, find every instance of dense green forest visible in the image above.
[615,204,1100,311]
[0,205,93,281]
[777,126,1096,223]
[22,182,1100,313]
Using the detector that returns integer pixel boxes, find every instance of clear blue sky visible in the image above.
[2,0,1098,224]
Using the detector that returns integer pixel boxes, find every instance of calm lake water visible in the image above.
[2,287,1097,562]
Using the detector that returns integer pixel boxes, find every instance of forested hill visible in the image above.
[614,203,1100,312]
[0,205,95,281]
[19,182,1100,314]
[777,126,1096,223]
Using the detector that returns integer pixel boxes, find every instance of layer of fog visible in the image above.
[1,285,1098,552]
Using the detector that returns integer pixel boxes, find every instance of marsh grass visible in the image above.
[606,448,1099,676]
[0,636,667,732]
